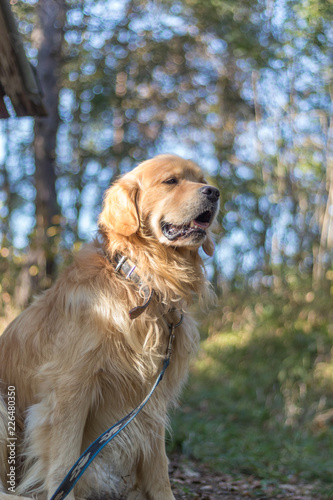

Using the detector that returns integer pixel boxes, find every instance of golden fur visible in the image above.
[0,154,219,500]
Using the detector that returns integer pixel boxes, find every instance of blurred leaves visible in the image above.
[1,0,333,297]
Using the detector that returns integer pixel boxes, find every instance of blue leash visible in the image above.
[50,317,182,500]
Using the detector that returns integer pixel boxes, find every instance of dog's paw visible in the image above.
[127,490,146,500]
[127,490,175,500]
[146,490,176,500]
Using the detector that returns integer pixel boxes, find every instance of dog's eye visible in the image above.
[163,178,178,185]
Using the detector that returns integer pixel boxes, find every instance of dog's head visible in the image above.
[98,154,220,256]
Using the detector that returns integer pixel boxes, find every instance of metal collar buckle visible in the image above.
[107,252,154,320]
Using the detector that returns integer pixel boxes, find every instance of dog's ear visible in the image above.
[202,231,215,256]
[98,178,139,236]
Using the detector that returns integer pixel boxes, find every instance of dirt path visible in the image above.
[169,454,320,500]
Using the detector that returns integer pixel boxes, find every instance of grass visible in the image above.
[168,287,333,497]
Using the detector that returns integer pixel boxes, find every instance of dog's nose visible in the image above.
[200,185,220,202]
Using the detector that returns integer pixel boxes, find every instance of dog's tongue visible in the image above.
[191,220,209,229]
[191,219,210,229]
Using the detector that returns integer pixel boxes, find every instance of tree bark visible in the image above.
[15,0,66,307]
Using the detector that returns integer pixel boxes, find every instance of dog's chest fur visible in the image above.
[73,312,199,497]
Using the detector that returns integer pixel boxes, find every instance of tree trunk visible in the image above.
[15,0,66,307]
[313,105,333,289]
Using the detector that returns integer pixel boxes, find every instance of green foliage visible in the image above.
[169,283,333,493]
[1,0,333,295]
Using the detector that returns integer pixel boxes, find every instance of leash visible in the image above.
[50,315,183,500]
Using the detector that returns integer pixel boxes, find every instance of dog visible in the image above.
[0,154,220,500]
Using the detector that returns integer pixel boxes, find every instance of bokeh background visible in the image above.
[1,0,333,496]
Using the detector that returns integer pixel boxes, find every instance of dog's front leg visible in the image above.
[134,425,175,500]
[22,385,91,500]
[45,393,91,500]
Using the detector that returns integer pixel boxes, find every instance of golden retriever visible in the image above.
[0,154,220,500]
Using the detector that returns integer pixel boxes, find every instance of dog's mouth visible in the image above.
[161,210,214,241]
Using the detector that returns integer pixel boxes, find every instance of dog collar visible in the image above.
[106,252,154,320]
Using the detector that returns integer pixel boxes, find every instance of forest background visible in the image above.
[1,0,333,497]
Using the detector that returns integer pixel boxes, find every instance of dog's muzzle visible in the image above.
[161,185,220,242]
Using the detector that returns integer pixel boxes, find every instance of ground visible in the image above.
[169,454,321,500]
